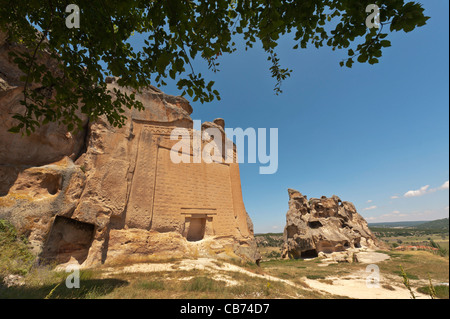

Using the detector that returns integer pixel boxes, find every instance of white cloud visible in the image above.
[367,200,373,203]
[404,185,430,198]
[440,180,449,190]
[391,195,399,199]
[363,205,377,211]
[366,211,410,222]
[404,180,449,198]
[367,206,447,222]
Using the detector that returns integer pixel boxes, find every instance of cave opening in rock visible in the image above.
[307,220,323,229]
[40,216,95,265]
[186,217,206,242]
[301,249,318,258]
[286,225,298,238]
[40,173,62,195]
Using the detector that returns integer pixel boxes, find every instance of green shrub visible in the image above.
[182,276,222,292]
[417,285,449,299]
[430,240,449,257]
[137,280,165,291]
[266,251,281,259]
[393,270,419,280]
[0,219,35,278]
[399,266,416,299]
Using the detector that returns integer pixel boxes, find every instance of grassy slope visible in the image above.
[1,219,448,299]
[0,220,35,279]
[1,250,448,299]
[368,218,449,231]
[416,218,449,232]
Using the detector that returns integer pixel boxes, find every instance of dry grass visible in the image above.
[101,254,184,268]
[1,242,448,299]
[381,250,449,283]
[95,269,318,299]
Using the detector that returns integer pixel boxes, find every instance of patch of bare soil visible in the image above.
[102,258,302,289]
[303,271,429,299]
[100,251,430,299]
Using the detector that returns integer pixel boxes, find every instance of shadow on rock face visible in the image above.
[0,166,21,197]
[39,216,95,266]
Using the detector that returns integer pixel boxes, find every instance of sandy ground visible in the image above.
[318,250,391,266]
[101,251,430,299]
[103,258,300,289]
[303,271,428,299]
[357,251,391,264]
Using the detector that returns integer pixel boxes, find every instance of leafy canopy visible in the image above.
[0,0,429,134]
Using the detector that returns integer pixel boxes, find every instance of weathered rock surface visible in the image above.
[0,31,260,267]
[0,31,88,166]
[282,189,378,259]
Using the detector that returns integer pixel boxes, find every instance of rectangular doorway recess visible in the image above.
[181,209,216,242]
[40,216,95,264]
[186,217,206,242]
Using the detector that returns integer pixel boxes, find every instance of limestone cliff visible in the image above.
[282,189,378,259]
[0,31,260,267]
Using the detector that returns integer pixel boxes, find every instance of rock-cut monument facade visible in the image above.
[0,31,260,267]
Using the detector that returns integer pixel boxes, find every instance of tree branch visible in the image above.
[23,33,46,116]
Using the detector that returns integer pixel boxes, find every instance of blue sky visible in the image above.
[132,1,449,233]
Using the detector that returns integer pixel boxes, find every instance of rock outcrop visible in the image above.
[0,31,87,166]
[0,31,260,267]
[282,189,378,259]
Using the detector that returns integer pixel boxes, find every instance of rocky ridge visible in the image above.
[282,189,378,259]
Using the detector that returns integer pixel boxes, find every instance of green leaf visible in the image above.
[169,69,176,80]
[357,54,368,63]
[368,57,379,65]
[380,40,391,48]
[345,58,353,68]
[1,0,428,132]
[8,126,21,134]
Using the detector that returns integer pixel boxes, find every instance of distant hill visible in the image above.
[254,233,284,248]
[368,218,449,231]
[255,232,283,237]
[258,219,450,235]
[368,221,428,228]
[415,218,449,231]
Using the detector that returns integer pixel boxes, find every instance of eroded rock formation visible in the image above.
[282,189,378,259]
[0,31,260,267]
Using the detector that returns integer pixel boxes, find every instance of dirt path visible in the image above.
[101,252,430,299]
[102,258,302,289]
